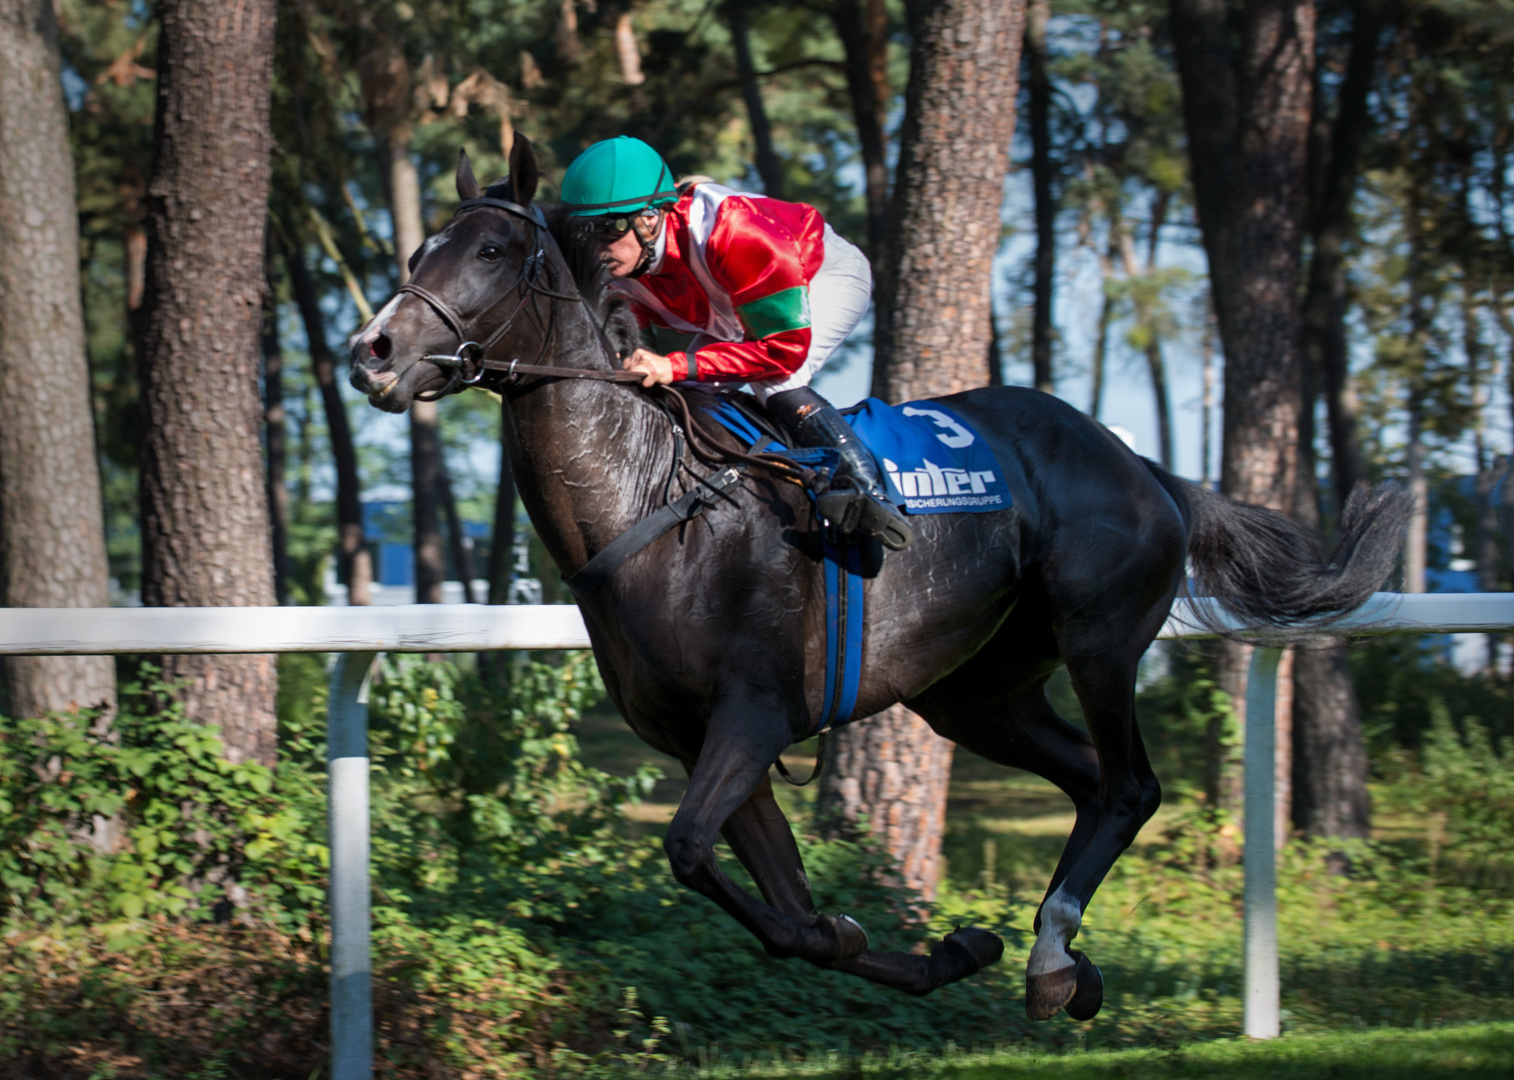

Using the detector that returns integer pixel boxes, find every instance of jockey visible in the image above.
[560,136,913,552]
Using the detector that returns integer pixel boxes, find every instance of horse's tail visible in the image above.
[1144,462,1412,637]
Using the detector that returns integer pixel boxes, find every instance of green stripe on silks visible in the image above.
[737,286,812,339]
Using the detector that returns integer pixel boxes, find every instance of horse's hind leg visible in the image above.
[1022,647,1162,1021]
[911,669,1108,1015]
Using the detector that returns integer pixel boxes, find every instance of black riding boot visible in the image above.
[768,386,914,551]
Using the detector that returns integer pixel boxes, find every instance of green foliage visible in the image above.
[0,670,307,929]
[1375,703,1514,892]
[1417,708,1514,873]
[1350,636,1514,750]
[4,649,1514,1073]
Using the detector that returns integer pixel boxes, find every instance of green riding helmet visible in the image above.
[561,137,678,217]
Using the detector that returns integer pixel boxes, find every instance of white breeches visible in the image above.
[687,225,873,402]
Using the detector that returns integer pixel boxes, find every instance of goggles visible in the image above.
[587,207,663,243]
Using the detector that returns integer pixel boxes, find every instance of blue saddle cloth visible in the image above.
[700,396,1012,515]
[694,394,1010,735]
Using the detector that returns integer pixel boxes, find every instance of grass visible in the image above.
[661,1023,1514,1079]
[573,703,1514,1060]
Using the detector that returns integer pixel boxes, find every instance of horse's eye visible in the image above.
[478,245,504,262]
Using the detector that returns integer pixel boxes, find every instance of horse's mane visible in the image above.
[483,181,640,361]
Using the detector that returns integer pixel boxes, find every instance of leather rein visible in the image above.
[399,196,830,782]
[400,196,807,482]
[401,195,637,398]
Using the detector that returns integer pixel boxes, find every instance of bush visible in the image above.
[4,647,1514,1076]
[0,668,311,929]
[0,652,660,1076]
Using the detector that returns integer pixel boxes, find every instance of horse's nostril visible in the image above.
[371,332,393,361]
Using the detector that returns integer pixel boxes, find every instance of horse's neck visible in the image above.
[504,355,670,577]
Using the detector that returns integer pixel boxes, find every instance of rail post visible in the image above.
[328,651,379,1080]
[1242,645,1282,1039]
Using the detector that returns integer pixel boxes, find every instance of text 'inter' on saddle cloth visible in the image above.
[844,399,1011,514]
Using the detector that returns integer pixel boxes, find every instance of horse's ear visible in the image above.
[457,148,482,201]
[508,134,539,206]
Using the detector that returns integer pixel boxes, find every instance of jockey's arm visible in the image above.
[660,199,821,383]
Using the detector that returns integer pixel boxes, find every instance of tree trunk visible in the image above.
[1144,340,1174,472]
[1171,0,1315,822]
[1026,0,1055,394]
[832,0,891,263]
[1301,0,1379,512]
[440,463,478,604]
[1200,312,1215,485]
[1171,0,1313,510]
[284,237,371,605]
[558,0,580,61]
[381,125,445,605]
[1289,0,1380,841]
[1402,178,1429,595]
[0,0,116,721]
[1116,214,1174,471]
[614,12,649,112]
[823,0,1024,900]
[136,0,279,767]
[262,268,290,606]
[870,0,1025,402]
[727,0,785,198]
[987,304,1003,385]
[482,425,518,678]
[815,704,956,901]
[1291,645,1370,837]
[487,426,518,606]
[1403,398,1426,593]
[412,407,445,604]
[1208,643,1247,816]
[1089,237,1115,420]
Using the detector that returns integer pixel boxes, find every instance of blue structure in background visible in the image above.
[362,501,491,588]
[379,542,413,587]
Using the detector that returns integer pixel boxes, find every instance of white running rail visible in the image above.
[2,592,1511,1069]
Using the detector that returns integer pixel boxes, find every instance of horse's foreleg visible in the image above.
[720,771,1001,993]
[720,774,819,916]
[664,705,865,965]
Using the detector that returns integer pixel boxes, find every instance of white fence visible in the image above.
[2,592,1512,1077]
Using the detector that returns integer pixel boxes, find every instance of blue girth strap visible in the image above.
[818,535,865,734]
[698,398,866,736]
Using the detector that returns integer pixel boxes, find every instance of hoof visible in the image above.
[936,926,1005,973]
[1025,959,1077,1021]
[1064,950,1103,1021]
[824,913,869,960]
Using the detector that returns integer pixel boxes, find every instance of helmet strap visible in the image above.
[627,210,665,279]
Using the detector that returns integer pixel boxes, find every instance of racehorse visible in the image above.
[348,136,1410,1021]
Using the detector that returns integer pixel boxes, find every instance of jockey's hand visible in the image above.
[625,348,677,388]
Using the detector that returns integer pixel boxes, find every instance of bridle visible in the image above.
[399,196,639,398]
[396,195,809,484]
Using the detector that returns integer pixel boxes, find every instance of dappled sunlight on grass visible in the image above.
[661,1024,1514,1079]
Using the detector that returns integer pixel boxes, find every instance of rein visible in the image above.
[405,195,810,485]
[404,195,590,400]
[399,196,845,769]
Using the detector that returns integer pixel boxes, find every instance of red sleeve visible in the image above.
[669,197,825,383]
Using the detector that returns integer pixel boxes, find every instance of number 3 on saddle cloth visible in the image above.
[701,396,1014,735]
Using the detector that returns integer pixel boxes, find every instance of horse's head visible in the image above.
[349,137,544,413]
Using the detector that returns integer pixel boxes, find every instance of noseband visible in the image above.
[400,196,633,398]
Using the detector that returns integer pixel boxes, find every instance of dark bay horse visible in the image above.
[348,138,1409,1022]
